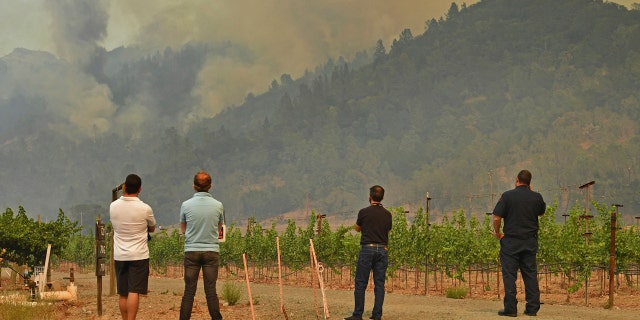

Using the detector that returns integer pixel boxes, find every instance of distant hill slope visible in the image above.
[176,0,640,222]
[1,0,639,227]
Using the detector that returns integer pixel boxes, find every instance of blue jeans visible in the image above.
[180,251,222,320]
[352,245,389,318]
[500,237,540,315]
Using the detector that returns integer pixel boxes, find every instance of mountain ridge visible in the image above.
[1,0,639,229]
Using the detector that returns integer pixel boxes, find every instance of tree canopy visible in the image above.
[1,0,640,227]
[0,207,80,267]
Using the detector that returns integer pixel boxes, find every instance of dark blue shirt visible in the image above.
[493,185,546,239]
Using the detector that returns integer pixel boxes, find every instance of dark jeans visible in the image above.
[180,251,222,320]
[352,245,389,318]
[500,237,540,315]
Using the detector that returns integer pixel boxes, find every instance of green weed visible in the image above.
[220,281,242,306]
[445,286,468,299]
[0,301,56,320]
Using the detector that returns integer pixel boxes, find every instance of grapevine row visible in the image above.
[5,201,640,295]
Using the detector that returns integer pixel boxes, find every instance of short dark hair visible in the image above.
[369,185,385,202]
[194,171,212,192]
[124,174,142,194]
[517,170,532,186]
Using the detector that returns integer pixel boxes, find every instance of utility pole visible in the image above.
[306,193,310,217]
[488,170,494,209]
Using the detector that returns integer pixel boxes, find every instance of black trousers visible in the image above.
[500,237,540,315]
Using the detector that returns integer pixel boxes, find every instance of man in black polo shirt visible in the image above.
[344,185,392,320]
[492,170,546,317]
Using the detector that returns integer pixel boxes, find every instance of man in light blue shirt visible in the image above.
[179,171,224,320]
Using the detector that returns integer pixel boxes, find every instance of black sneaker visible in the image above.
[344,316,363,320]
[498,309,517,317]
[369,317,382,320]
[524,311,537,316]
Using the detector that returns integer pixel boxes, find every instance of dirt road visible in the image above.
[51,272,639,320]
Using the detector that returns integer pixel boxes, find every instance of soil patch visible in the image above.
[29,271,640,320]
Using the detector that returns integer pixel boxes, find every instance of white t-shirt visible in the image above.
[109,196,155,261]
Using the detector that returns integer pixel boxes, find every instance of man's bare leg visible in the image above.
[118,293,140,320]
[119,295,128,320]
[126,292,140,320]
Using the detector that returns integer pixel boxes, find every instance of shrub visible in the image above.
[221,281,242,306]
[445,286,468,299]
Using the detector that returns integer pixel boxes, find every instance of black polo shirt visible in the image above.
[493,185,546,239]
[356,204,392,245]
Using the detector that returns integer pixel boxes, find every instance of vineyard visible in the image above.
[4,201,640,307]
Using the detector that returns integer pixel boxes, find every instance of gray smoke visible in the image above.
[3,0,492,142]
[45,0,110,81]
[114,0,478,119]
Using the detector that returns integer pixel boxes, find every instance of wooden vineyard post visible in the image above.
[95,216,107,316]
[608,204,622,308]
[310,239,330,319]
[276,237,289,319]
[425,192,432,296]
[242,253,256,320]
[579,180,595,305]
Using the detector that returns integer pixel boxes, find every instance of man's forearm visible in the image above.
[492,216,502,236]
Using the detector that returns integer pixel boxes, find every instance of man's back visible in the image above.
[180,192,223,252]
[110,196,154,260]
[494,186,545,239]
[357,205,392,245]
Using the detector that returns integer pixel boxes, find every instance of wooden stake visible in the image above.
[276,237,289,319]
[242,253,256,320]
[41,244,52,294]
[309,239,330,319]
[310,247,320,319]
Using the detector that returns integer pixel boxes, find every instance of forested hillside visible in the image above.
[186,0,640,222]
[1,0,640,228]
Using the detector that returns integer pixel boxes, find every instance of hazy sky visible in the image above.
[0,1,479,58]
[0,0,637,128]
[1,0,637,77]
[1,1,636,58]
[0,0,485,115]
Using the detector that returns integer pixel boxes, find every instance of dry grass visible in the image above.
[0,299,56,320]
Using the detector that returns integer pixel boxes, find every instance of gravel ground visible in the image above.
[39,272,640,320]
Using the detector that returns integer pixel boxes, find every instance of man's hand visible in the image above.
[493,232,504,239]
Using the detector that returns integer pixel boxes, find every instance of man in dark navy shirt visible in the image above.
[492,170,546,317]
[345,185,392,320]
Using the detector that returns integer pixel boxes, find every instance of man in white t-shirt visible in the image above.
[110,174,156,320]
